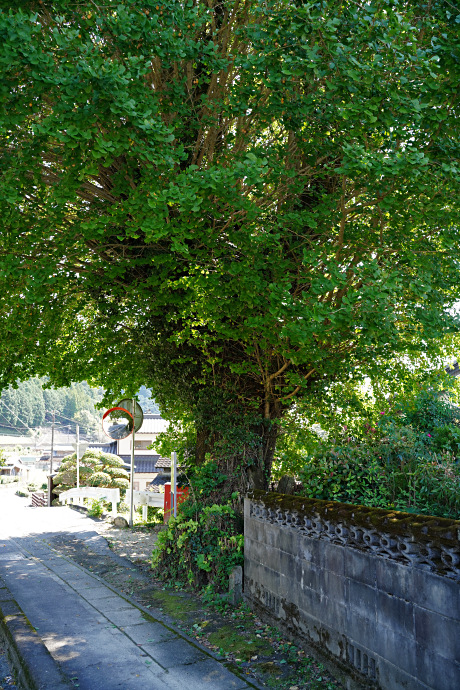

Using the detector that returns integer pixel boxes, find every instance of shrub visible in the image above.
[299,445,390,508]
[53,450,129,494]
[395,388,460,434]
[299,433,460,519]
[151,502,244,591]
[430,423,460,455]
[87,499,104,518]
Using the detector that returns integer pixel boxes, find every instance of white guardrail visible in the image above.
[59,487,120,517]
[128,490,164,521]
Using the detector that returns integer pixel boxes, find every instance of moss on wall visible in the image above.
[249,490,460,550]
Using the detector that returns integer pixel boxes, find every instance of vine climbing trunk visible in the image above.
[193,389,283,496]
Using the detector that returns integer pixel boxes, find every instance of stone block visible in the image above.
[279,549,300,581]
[347,579,377,620]
[113,516,128,528]
[319,597,347,632]
[258,564,280,594]
[412,568,460,618]
[298,585,324,621]
[414,607,460,660]
[263,522,280,550]
[243,558,262,587]
[245,535,280,572]
[297,607,322,644]
[373,626,417,677]
[321,569,347,603]
[317,623,346,659]
[346,611,377,650]
[376,558,412,600]
[243,517,260,542]
[343,549,377,586]
[320,541,345,576]
[263,543,281,572]
[277,525,300,556]
[376,591,415,639]
[103,607,147,627]
[245,516,271,544]
[376,658,419,690]
[164,658,251,689]
[299,536,321,566]
[300,561,322,592]
[279,569,303,608]
[122,622,177,645]
[140,638,208,668]
[416,646,460,690]
[229,565,243,605]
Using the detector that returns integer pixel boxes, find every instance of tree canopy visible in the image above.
[0,0,459,485]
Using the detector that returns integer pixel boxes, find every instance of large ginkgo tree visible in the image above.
[0,0,459,488]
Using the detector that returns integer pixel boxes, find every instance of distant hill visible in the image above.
[0,378,159,438]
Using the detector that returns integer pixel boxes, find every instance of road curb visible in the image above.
[0,576,72,690]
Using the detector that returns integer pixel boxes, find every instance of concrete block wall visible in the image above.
[244,492,460,690]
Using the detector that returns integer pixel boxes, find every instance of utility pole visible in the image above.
[129,398,136,528]
[76,424,80,489]
[50,411,55,476]
[48,410,55,507]
[71,426,88,502]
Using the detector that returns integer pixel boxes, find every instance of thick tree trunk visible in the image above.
[246,420,279,491]
[192,389,285,499]
[195,427,211,465]
[195,416,280,495]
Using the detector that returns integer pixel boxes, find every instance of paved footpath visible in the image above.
[0,490,257,690]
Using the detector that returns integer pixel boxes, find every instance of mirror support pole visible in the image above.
[129,398,136,528]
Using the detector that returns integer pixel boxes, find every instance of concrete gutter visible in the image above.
[0,576,72,689]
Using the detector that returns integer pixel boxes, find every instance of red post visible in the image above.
[163,483,189,522]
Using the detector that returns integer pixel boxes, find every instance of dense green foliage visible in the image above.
[0,1,459,486]
[152,459,244,591]
[152,503,244,591]
[87,498,105,518]
[298,387,460,518]
[52,449,129,495]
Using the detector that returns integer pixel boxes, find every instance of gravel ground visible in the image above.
[96,521,160,564]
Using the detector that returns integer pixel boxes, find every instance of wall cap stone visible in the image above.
[246,491,460,580]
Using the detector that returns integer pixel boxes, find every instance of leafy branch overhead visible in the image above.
[0,0,459,482]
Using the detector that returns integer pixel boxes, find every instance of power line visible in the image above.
[0,399,31,432]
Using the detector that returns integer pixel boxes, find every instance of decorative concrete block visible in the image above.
[412,568,460,618]
[245,494,460,690]
[344,549,377,587]
[414,606,460,660]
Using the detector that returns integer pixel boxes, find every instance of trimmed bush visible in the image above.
[53,450,129,495]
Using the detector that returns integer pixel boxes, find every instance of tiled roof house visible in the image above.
[116,414,169,490]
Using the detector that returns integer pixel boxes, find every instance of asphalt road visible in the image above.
[0,489,257,690]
